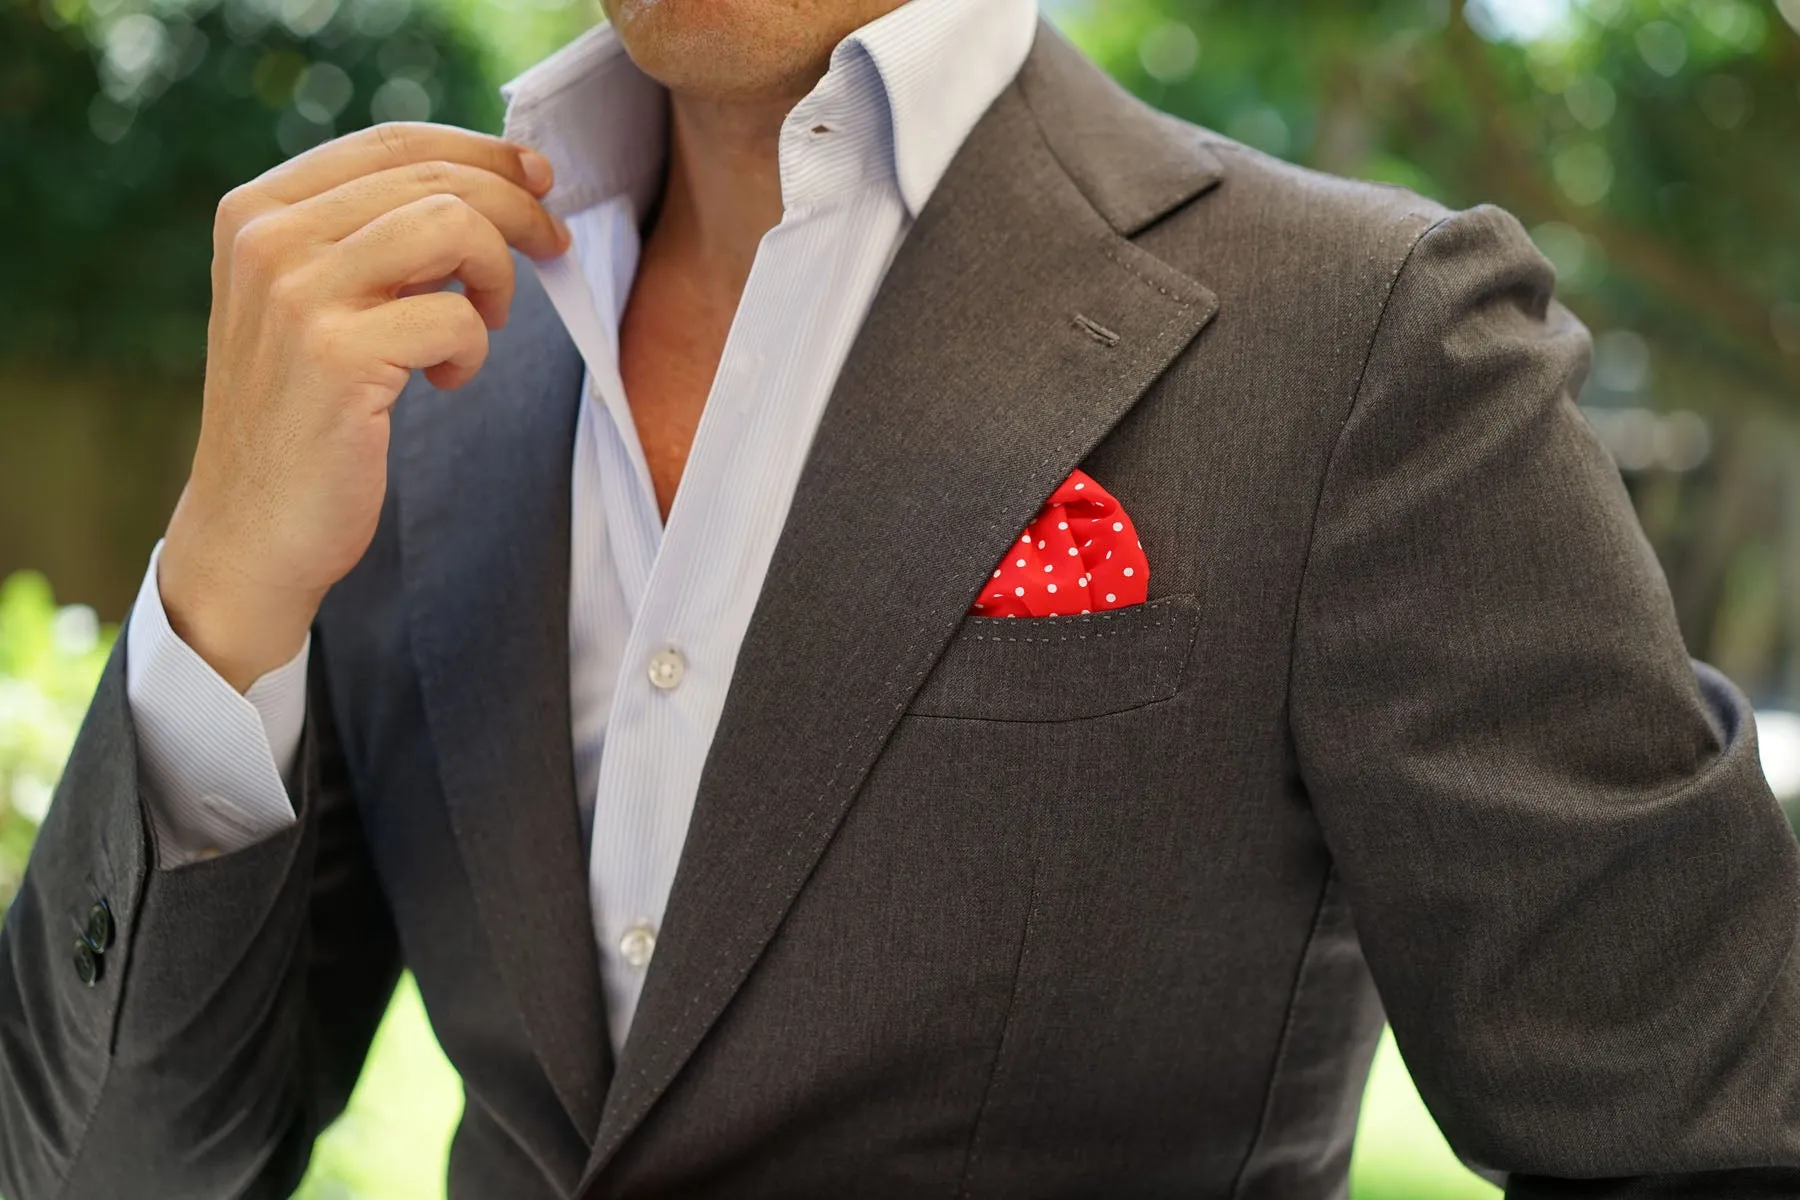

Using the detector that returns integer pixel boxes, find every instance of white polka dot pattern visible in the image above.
[970,469,1149,618]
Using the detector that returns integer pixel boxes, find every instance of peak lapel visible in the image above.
[1018,25,1226,237]
[396,268,612,1148]
[581,28,1223,1186]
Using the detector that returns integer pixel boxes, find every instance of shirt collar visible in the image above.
[500,0,1039,224]
[852,0,1040,216]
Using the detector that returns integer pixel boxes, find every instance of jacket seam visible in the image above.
[1231,206,1440,1200]
[1278,209,1453,761]
[953,795,1048,1198]
[1237,213,1448,1200]
[1226,867,1339,1200]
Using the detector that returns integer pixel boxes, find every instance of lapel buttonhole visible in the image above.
[1073,313,1122,347]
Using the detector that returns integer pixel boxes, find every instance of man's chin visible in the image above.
[602,0,900,102]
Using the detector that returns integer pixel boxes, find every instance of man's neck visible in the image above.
[616,74,828,520]
[649,83,816,301]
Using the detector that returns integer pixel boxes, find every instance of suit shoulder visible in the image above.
[1019,33,1452,276]
[1125,124,1549,357]
[1196,137,1563,327]
[1188,130,1450,267]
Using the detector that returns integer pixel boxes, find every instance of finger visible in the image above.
[356,290,491,392]
[291,159,568,261]
[329,193,515,329]
[256,122,552,207]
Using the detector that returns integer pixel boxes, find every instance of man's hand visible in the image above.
[158,123,570,692]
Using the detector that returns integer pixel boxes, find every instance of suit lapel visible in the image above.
[581,26,1224,1185]
[396,270,613,1148]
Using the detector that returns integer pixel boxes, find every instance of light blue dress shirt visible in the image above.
[125,0,1041,1052]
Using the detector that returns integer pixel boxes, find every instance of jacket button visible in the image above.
[73,939,102,988]
[84,899,114,952]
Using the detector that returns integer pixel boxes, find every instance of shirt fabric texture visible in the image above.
[125,0,1041,1054]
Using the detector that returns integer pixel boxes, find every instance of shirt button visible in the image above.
[618,922,657,969]
[647,647,686,691]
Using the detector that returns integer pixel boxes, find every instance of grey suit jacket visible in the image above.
[6,25,1800,1200]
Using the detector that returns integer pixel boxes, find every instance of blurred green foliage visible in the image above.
[0,0,504,375]
[0,572,112,910]
[1065,0,1800,404]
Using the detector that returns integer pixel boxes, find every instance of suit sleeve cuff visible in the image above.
[124,541,307,868]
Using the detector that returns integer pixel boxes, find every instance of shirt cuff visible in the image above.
[125,541,308,868]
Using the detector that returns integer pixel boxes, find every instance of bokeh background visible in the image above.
[3,0,1798,1196]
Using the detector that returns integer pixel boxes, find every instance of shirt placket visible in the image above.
[580,49,907,1052]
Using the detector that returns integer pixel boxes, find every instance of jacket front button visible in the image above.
[84,899,114,952]
[72,939,102,988]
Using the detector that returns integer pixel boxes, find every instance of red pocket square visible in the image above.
[972,469,1148,619]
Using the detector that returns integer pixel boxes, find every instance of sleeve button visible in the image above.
[84,899,114,952]
[73,940,102,988]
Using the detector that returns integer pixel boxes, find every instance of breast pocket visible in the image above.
[907,594,1202,723]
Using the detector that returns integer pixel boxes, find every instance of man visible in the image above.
[4,0,1799,1194]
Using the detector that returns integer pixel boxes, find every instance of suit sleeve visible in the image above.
[0,626,402,1198]
[1288,204,1800,1194]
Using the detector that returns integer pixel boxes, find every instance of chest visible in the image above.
[616,254,739,522]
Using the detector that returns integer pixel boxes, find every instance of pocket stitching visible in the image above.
[959,611,1173,646]
[909,595,1201,723]
[905,688,1186,726]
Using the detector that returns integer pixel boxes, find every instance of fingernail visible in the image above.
[552,213,571,248]
[520,150,553,193]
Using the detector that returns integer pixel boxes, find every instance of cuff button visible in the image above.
[84,899,114,952]
[73,939,102,988]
